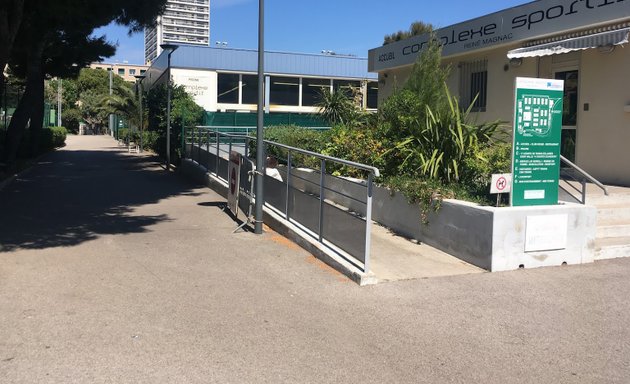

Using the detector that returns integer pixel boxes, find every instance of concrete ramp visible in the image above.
[369,224,484,281]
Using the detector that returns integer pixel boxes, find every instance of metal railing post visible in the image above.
[364,172,374,274]
[191,127,194,162]
[215,131,220,176]
[205,131,210,169]
[318,159,326,243]
[286,151,292,220]
[198,128,202,163]
[581,180,587,205]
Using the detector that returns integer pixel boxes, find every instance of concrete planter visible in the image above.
[377,195,596,272]
[288,168,597,272]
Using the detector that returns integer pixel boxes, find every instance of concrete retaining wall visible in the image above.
[286,168,597,272]
[186,160,597,272]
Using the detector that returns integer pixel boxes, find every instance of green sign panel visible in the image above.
[511,77,564,207]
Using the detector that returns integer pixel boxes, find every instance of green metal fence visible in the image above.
[204,111,328,128]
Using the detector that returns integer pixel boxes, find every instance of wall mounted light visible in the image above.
[509,57,523,67]
[597,44,615,54]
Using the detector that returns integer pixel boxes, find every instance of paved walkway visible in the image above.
[1,136,629,383]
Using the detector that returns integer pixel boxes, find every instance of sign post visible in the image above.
[227,150,241,217]
[511,77,564,207]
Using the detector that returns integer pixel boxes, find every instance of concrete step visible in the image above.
[589,198,630,208]
[596,223,630,238]
[595,236,630,260]
[596,206,630,222]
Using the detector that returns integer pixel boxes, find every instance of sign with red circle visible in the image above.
[490,173,512,194]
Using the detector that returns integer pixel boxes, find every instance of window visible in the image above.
[217,73,239,104]
[459,59,488,111]
[334,80,361,99]
[129,69,136,75]
[367,82,378,109]
[302,78,330,107]
[140,70,146,75]
[241,75,258,104]
[270,76,299,106]
[118,68,125,76]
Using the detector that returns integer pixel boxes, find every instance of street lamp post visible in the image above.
[254,0,265,234]
[2,76,6,132]
[160,43,178,171]
[108,66,114,136]
[134,74,146,153]
[57,79,62,127]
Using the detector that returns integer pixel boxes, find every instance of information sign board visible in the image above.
[511,77,564,207]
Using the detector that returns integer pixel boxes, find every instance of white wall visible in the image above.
[576,46,630,186]
[379,43,630,186]
[172,68,217,111]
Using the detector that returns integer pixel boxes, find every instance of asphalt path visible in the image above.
[1,135,629,383]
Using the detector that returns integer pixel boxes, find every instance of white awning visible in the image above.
[507,28,630,59]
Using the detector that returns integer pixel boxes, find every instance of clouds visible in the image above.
[213,0,254,9]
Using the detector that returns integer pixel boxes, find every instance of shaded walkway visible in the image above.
[0,136,198,251]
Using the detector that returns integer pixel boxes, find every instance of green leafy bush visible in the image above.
[380,88,503,182]
[36,126,67,152]
[322,124,386,178]
[460,142,512,202]
[381,175,487,223]
[61,109,81,134]
[249,125,330,169]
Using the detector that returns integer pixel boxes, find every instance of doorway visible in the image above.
[554,70,578,163]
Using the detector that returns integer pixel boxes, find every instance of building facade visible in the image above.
[89,63,148,82]
[143,46,378,115]
[144,0,210,64]
[369,0,630,186]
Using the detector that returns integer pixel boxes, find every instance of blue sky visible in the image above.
[93,0,531,64]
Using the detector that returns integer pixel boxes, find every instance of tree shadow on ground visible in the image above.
[0,147,202,252]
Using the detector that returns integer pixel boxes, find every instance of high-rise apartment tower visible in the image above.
[144,0,210,64]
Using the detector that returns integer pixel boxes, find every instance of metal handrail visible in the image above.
[560,155,609,196]
[196,125,331,136]
[188,127,379,273]
[192,127,381,177]
[266,140,381,178]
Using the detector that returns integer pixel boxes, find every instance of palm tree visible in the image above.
[316,88,357,126]
[100,84,140,126]
[100,84,143,141]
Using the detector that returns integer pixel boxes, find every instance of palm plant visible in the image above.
[100,84,141,129]
[382,85,502,182]
[316,88,357,126]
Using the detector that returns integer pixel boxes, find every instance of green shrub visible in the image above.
[460,142,512,203]
[38,126,67,151]
[61,109,81,134]
[117,128,130,142]
[141,130,160,152]
[249,125,330,169]
[49,127,67,148]
[381,175,485,224]
[322,124,387,178]
[379,86,503,182]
